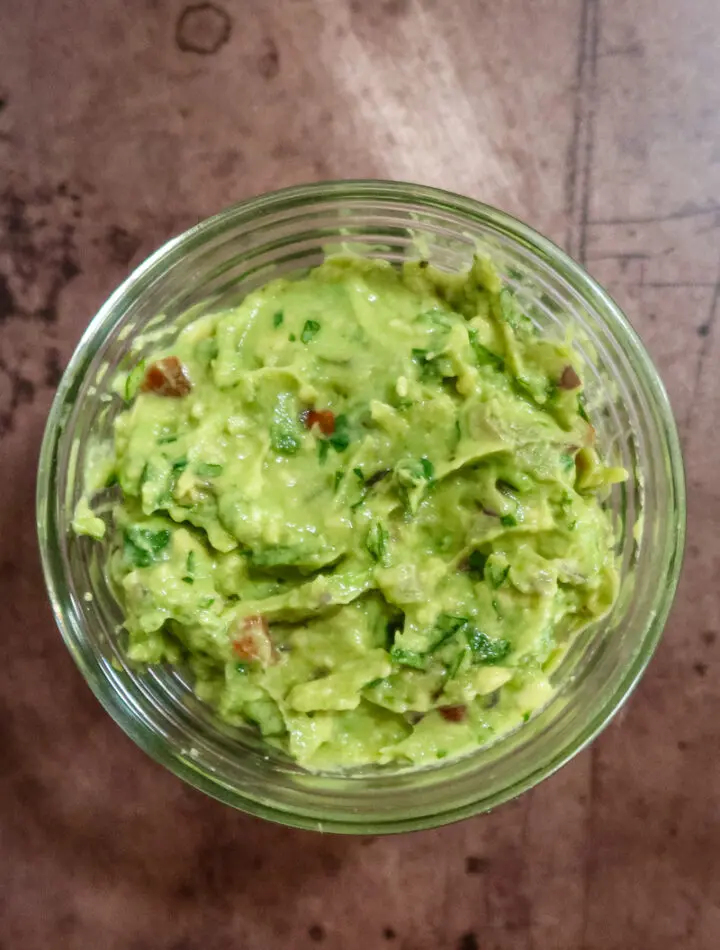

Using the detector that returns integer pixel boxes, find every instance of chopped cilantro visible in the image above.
[317,439,330,463]
[328,414,350,452]
[333,470,344,492]
[486,555,510,588]
[396,457,434,488]
[578,392,590,422]
[123,526,171,568]
[182,550,195,583]
[468,628,511,664]
[172,457,188,473]
[196,462,224,478]
[560,452,575,472]
[365,519,390,565]
[301,319,321,344]
[445,649,467,681]
[430,613,469,651]
[391,647,425,670]
[500,514,517,527]
[273,310,284,328]
[364,677,386,690]
[419,457,434,479]
[125,359,146,401]
[271,426,301,455]
[468,329,504,371]
[353,467,365,482]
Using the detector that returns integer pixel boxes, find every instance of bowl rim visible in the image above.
[36,178,686,833]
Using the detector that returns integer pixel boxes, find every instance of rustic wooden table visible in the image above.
[1,1,718,948]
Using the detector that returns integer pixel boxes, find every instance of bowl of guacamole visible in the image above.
[38,181,685,832]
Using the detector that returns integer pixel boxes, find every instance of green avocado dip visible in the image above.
[74,255,627,771]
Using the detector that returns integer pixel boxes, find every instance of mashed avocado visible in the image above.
[76,255,626,770]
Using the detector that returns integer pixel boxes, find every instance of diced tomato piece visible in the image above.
[302,408,335,436]
[141,357,191,397]
[231,615,276,666]
[558,365,582,390]
[438,704,467,723]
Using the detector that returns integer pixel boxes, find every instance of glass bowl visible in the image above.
[36,180,685,833]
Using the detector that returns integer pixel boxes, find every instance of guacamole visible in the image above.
[75,255,626,770]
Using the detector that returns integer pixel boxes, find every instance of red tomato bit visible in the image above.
[438,704,467,723]
[302,408,336,436]
[231,615,276,666]
[558,365,582,390]
[141,356,192,397]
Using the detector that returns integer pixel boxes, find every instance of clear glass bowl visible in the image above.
[36,181,685,833]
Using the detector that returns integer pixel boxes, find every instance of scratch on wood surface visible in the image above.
[565,0,600,265]
[683,258,720,441]
[590,203,720,227]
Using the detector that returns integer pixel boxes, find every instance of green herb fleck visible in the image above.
[301,319,321,344]
[271,426,300,455]
[125,360,146,401]
[395,457,434,488]
[138,461,153,490]
[328,414,350,452]
[317,439,330,463]
[333,470,344,492]
[235,662,250,675]
[157,434,178,445]
[363,677,386,690]
[273,310,284,328]
[467,628,511,664]
[172,457,188,473]
[500,514,517,527]
[468,329,505,371]
[486,555,510,589]
[289,333,296,342]
[182,550,196,583]
[353,467,365,482]
[431,614,469,651]
[445,648,467,682]
[123,525,171,568]
[560,452,575,472]
[578,392,590,422]
[350,491,368,511]
[391,647,425,670]
[195,462,224,478]
[365,519,390,565]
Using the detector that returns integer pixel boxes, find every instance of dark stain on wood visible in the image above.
[176,3,232,55]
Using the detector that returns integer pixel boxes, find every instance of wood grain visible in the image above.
[1,1,718,947]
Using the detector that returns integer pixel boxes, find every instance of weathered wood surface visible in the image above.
[1,1,718,947]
